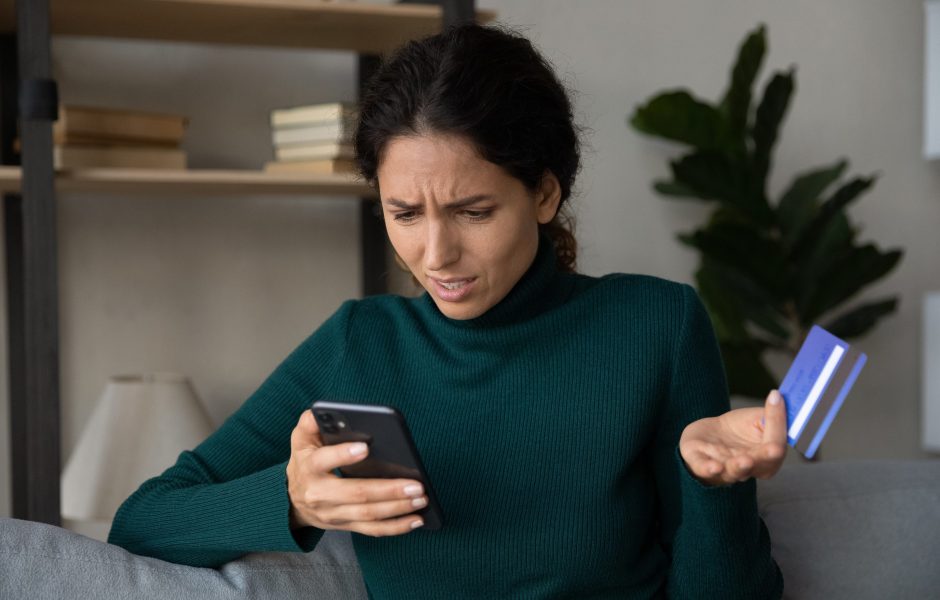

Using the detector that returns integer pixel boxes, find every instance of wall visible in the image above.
[2,0,938,518]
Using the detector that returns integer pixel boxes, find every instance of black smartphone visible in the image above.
[310,400,443,530]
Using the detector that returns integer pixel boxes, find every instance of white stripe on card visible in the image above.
[788,345,845,440]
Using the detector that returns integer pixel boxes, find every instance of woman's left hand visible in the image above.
[679,389,788,486]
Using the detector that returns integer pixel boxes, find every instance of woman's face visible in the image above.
[377,133,561,320]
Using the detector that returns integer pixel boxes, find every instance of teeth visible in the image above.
[441,279,470,290]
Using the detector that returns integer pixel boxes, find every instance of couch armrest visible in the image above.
[0,518,368,599]
[757,459,940,600]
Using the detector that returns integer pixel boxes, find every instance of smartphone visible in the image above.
[310,400,443,530]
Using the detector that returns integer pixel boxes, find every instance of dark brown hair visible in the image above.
[354,22,583,273]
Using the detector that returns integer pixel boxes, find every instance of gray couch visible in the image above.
[2,459,938,599]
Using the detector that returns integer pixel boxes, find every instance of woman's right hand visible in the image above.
[286,409,428,536]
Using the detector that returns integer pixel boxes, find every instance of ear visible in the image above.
[535,170,563,225]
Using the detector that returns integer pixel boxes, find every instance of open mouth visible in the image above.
[430,277,477,302]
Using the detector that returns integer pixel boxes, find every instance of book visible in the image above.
[53,145,187,169]
[55,105,188,145]
[271,102,358,128]
[275,142,355,161]
[263,158,358,174]
[53,131,181,147]
[272,118,357,146]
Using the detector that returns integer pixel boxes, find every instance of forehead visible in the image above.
[377,133,516,196]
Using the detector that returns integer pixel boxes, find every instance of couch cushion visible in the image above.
[0,518,367,599]
[756,459,940,600]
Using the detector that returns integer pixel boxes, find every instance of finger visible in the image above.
[760,439,787,462]
[762,390,788,446]
[750,441,787,479]
[683,448,725,481]
[310,440,372,474]
[332,478,426,504]
[348,514,425,537]
[725,455,754,482]
[290,409,323,454]
[318,496,429,526]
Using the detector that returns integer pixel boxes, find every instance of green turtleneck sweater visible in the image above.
[108,233,783,599]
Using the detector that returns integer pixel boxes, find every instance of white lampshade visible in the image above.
[61,372,215,526]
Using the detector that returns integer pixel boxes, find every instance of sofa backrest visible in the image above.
[756,459,940,599]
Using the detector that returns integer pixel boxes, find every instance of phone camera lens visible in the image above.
[319,413,333,423]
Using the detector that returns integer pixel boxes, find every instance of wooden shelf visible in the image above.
[0,165,378,196]
[0,0,498,53]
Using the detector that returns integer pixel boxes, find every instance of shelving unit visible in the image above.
[1,0,493,525]
[0,165,378,195]
[0,0,496,53]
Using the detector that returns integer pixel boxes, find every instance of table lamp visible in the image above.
[60,372,215,541]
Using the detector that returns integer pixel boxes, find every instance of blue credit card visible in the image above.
[779,325,867,459]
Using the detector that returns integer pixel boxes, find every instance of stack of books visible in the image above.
[49,105,188,169]
[264,102,358,175]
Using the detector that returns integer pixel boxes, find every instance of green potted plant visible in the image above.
[629,24,903,400]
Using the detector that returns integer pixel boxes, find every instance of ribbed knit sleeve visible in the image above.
[652,284,783,599]
[107,300,355,568]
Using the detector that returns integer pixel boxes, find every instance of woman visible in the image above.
[109,23,785,599]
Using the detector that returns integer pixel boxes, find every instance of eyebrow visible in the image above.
[383,194,493,210]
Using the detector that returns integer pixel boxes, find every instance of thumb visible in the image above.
[761,389,788,446]
[290,409,323,454]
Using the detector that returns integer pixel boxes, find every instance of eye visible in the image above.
[462,209,492,222]
[393,211,419,223]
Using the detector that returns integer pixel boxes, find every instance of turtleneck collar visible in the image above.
[416,231,572,330]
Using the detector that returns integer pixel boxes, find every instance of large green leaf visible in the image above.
[698,261,791,342]
[719,340,779,399]
[799,245,903,322]
[630,90,725,149]
[697,267,791,398]
[751,69,795,205]
[652,179,702,199]
[794,212,856,303]
[696,266,749,343]
[681,222,791,297]
[791,175,877,262]
[706,206,758,228]
[670,150,745,206]
[776,159,848,245]
[823,297,899,340]
[720,24,766,145]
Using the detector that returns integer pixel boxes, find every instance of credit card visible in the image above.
[779,325,867,459]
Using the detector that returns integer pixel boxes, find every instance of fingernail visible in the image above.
[349,443,368,456]
[410,519,424,529]
[403,484,423,497]
[412,497,428,508]
[769,391,781,405]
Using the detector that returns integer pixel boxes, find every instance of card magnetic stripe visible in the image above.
[793,346,863,456]
[802,351,866,459]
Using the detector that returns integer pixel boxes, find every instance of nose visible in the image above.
[424,218,460,272]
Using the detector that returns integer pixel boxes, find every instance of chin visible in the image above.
[436,304,480,320]
[433,300,490,321]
